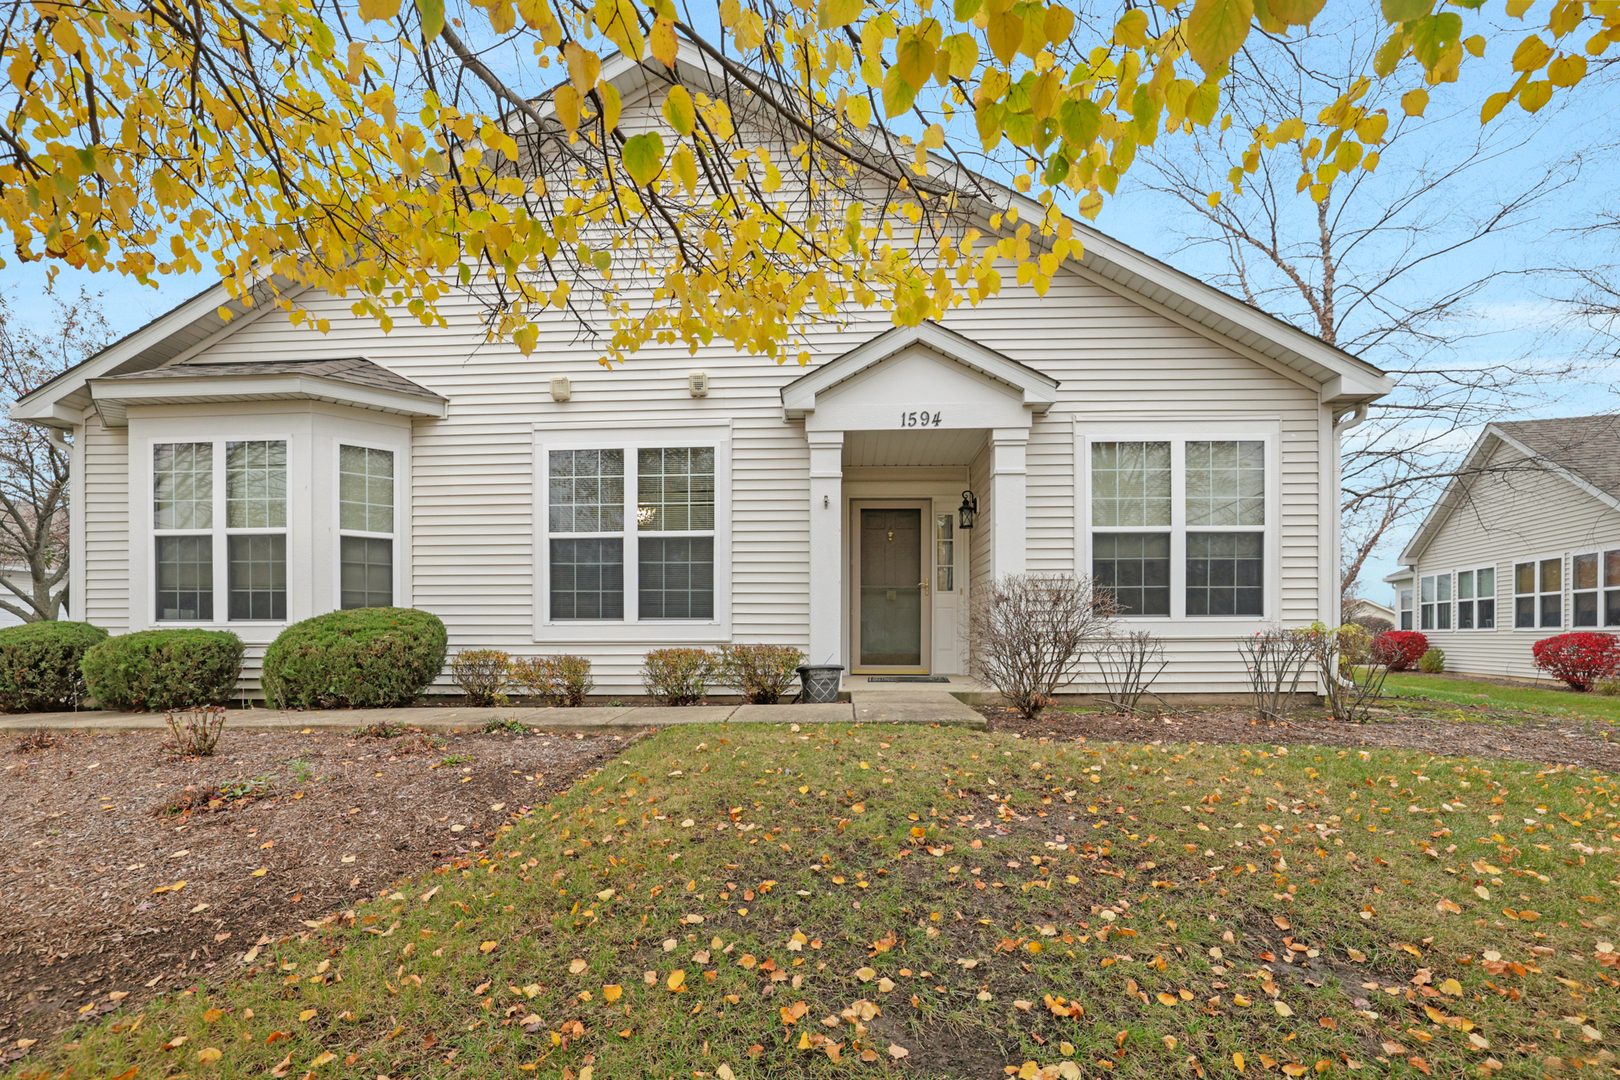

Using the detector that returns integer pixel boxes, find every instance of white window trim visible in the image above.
[147,434,293,628]
[1075,421,1281,630]
[1420,571,1453,632]
[1571,550,1606,629]
[333,438,404,611]
[1452,565,1497,631]
[532,421,732,644]
[1512,553,1565,631]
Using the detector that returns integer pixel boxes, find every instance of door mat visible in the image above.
[864,676,950,683]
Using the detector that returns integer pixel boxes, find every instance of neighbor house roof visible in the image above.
[1398,413,1620,565]
[86,357,446,427]
[12,50,1391,429]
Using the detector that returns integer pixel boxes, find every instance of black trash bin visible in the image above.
[796,664,843,704]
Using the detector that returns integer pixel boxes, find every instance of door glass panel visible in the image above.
[860,508,922,667]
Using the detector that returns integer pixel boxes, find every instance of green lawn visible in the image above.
[1383,672,1620,723]
[15,723,1620,1080]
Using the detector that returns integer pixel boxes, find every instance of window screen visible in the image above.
[156,535,214,621]
[1092,532,1170,616]
[228,534,287,620]
[638,536,714,619]
[1186,532,1263,616]
[340,536,394,609]
[550,537,624,620]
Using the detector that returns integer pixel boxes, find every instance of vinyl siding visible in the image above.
[1409,440,1620,681]
[82,417,130,633]
[80,241,1333,695]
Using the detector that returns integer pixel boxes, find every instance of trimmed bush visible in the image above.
[0,621,108,712]
[1532,631,1619,691]
[1370,629,1428,672]
[262,607,447,709]
[451,649,512,706]
[641,648,715,706]
[1418,647,1446,674]
[511,655,594,707]
[82,629,244,712]
[715,644,806,704]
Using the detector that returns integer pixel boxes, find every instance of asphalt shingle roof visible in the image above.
[96,357,442,402]
[1493,414,1620,501]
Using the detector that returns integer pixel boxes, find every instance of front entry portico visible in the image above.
[782,323,1059,676]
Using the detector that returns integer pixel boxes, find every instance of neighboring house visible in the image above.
[0,566,35,629]
[1343,597,1396,625]
[9,53,1391,698]
[1387,414,1620,680]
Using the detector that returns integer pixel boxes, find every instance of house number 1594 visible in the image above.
[900,410,942,427]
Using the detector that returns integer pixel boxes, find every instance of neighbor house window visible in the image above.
[1456,566,1495,630]
[545,444,716,622]
[339,445,395,609]
[1399,587,1413,630]
[1435,572,1452,630]
[1573,552,1600,627]
[1420,575,1435,631]
[1088,436,1267,618]
[1608,548,1620,628]
[154,440,287,622]
[1515,558,1562,629]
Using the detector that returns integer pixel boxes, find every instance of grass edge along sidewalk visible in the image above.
[11,722,1620,1080]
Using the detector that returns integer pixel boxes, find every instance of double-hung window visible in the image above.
[339,445,396,609]
[1456,566,1494,629]
[1419,575,1435,630]
[1088,435,1268,618]
[1574,551,1601,627]
[1398,587,1414,630]
[154,440,287,622]
[1514,557,1562,629]
[1608,548,1620,628]
[544,441,718,624]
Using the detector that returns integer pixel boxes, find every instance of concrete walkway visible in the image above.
[0,694,987,733]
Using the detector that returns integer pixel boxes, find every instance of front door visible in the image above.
[852,503,931,672]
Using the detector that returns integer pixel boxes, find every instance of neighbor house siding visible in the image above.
[1409,440,1620,681]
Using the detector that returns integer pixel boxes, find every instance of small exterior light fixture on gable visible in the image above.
[549,376,571,402]
[688,372,709,397]
[958,489,978,530]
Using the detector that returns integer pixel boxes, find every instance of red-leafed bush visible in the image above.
[1531,632,1620,691]
[1370,630,1428,672]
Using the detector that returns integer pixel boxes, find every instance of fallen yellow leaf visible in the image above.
[569,959,588,974]
[1274,1001,1294,1017]
[604,984,623,1002]
[196,1047,222,1064]
[667,969,686,991]
[480,941,498,954]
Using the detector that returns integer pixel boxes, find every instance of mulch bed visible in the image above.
[0,724,626,1054]
[976,702,1620,772]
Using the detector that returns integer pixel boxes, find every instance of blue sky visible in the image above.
[4,12,1616,608]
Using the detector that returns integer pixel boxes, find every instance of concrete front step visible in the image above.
[849,691,988,725]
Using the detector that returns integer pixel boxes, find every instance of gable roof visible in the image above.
[87,357,446,427]
[14,53,1391,429]
[1398,413,1620,564]
[781,322,1058,419]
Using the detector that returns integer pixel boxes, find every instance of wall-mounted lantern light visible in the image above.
[958,489,978,530]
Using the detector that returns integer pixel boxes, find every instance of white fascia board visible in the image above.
[1382,568,1413,584]
[782,323,1057,418]
[88,373,447,426]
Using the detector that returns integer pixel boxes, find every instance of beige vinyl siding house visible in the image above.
[12,53,1391,699]
[1388,415,1620,681]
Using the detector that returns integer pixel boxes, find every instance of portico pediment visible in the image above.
[781,323,1057,431]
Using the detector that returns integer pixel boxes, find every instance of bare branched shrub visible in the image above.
[969,574,1118,719]
[641,648,715,707]
[1239,629,1315,723]
[164,706,227,757]
[511,655,594,707]
[716,644,806,705]
[450,649,512,706]
[1092,631,1168,715]
[1299,622,1390,723]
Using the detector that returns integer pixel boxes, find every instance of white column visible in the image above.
[807,431,844,666]
[989,428,1028,577]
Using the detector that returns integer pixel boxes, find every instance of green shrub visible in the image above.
[1418,647,1446,674]
[82,629,244,712]
[1595,675,1620,697]
[511,655,594,707]
[641,647,714,706]
[0,621,108,712]
[262,607,447,709]
[715,643,806,704]
[451,649,512,705]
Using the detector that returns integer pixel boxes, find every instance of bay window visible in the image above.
[339,445,395,609]
[153,440,287,622]
[542,438,720,625]
[1087,433,1270,619]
